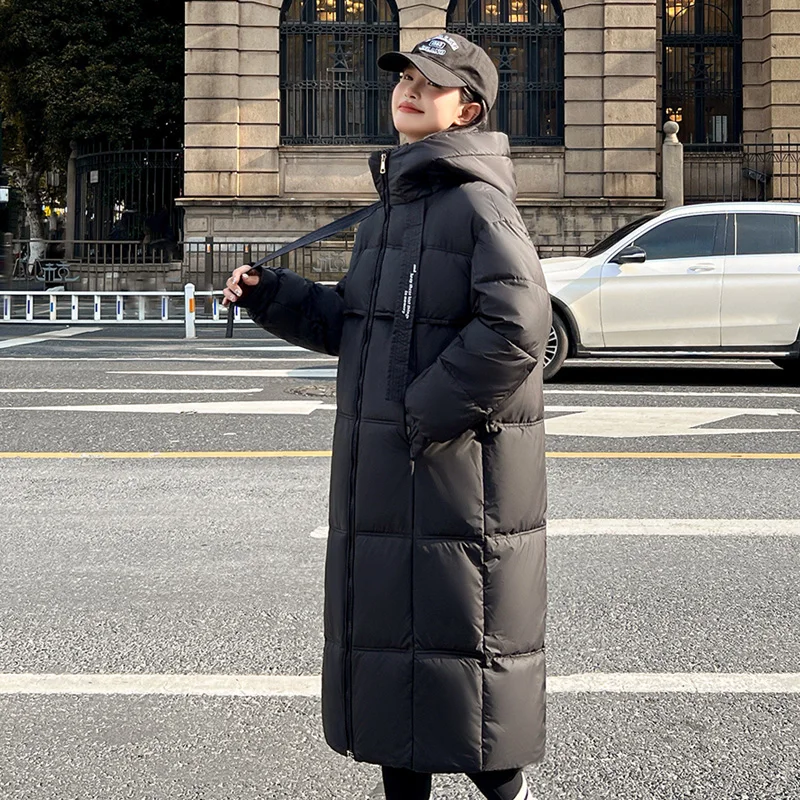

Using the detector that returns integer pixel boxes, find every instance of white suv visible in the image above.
[541,202,800,380]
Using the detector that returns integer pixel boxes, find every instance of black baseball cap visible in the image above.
[378,33,499,113]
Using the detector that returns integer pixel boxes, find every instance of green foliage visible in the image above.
[0,0,184,173]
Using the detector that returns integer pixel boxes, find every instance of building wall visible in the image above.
[182,0,671,245]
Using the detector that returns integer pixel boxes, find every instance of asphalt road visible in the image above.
[0,323,798,800]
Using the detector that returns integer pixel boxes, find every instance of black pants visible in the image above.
[382,766,523,800]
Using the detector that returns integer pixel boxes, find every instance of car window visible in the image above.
[631,214,725,260]
[584,212,662,258]
[735,213,799,256]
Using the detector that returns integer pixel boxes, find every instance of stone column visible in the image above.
[563,0,658,199]
[64,142,78,258]
[562,0,605,198]
[601,0,658,197]
[184,0,280,201]
[742,0,768,143]
[763,0,800,141]
[396,0,447,52]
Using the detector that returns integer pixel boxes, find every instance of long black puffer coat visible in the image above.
[240,128,551,774]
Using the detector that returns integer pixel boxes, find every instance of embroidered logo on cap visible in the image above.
[418,35,460,57]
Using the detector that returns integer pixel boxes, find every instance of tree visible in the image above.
[0,0,183,258]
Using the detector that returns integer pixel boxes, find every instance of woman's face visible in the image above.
[391,65,481,143]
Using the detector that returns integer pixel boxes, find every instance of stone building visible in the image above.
[182,0,800,258]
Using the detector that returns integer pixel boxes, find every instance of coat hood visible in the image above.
[369,129,517,205]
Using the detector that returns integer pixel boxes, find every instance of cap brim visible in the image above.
[377,52,467,89]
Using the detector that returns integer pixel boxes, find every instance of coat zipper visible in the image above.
[344,149,391,758]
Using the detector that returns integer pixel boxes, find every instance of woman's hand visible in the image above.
[222,265,261,307]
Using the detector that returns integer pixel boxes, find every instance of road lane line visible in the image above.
[545,389,800,399]
[109,368,339,377]
[1,400,337,415]
[0,451,799,460]
[0,451,335,459]
[547,451,800,459]
[548,519,800,536]
[310,520,800,539]
[1,673,798,697]
[0,357,336,363]
[0,389,264,395]
[0,327,102,349]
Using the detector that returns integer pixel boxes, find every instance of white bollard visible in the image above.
[212,296,220,322]
[49,293,57,322]
[138,296,146,321]
[161,296,169,321]
[3,295,11,321]
[26,295,33,321]
[71,295,79,321]
[184,283,197,339]
[116,295,124,322]
[94,295,101,322]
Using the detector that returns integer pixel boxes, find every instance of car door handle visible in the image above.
[688,265,715,273]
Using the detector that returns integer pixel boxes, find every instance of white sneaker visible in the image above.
[511,774,530,800]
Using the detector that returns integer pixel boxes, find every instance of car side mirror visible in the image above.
[612,245,647,265]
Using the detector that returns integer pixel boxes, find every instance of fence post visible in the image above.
[1,233,12,290]
[662,121,684,209]
[185,282,197,339]
[204,236,214,312]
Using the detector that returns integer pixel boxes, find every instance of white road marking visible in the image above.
[546,405,800,438]
[196,346,309,352]
[1,400,336,415]
[1,673,798,697]
[545,389,800,400]
[566,359,773,367]
[9,398,798,437]
[310,520,800,540]
[548,519,800,536]
[0,357,335,363]
[0,388,264,395]
[110,368,339,378]
[0,327,102,349]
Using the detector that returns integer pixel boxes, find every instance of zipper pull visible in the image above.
[380,152,387,174]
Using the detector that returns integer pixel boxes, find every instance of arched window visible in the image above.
[446,0,564,145]
[663,0,742,145]
[280,0,399,144]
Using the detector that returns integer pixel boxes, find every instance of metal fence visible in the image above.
[685,141,800,203]
[7,239,181,293]
[0,285,252,338]
[183,235,358,290]
[2,228,603,295]
[74,140,184,244]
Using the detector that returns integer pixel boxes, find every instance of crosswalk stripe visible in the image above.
[0,451,798,460]
[1,673,798,697]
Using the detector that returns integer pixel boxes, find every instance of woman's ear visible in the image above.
[455,102,483,127]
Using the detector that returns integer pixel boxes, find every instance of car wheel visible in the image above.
[543,312,569,381]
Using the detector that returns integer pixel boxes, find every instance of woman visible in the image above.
[224,33,551,800]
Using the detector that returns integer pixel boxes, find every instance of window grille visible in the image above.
[280,0,400,144]
[663,0,742,146]
[446,0,564,145]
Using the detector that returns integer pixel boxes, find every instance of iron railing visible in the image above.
[3,229,606,295]
[183,235,358,290]
[448,0,565,145]
[685,141,800,203]
[74,140,184,244]
[280,0,399,145]
[662,0,742,146]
